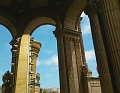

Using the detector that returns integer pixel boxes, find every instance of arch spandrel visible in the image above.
[24,17,57,34]
[0,15,17,38]
[64,0,87,31]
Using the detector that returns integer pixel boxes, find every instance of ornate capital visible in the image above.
[53,28,64,38]
[85,0,100,16]
[65,37,73,44]
[53,28,81,39]
[74,39,80,45]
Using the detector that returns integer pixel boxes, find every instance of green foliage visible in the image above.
[0,86,2,93]
[52,91,57,93]
[43,89,48,93]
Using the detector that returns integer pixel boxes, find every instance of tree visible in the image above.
[52,91,57,93]
[43,89,48,93]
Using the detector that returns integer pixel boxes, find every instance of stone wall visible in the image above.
[87,70,102,93]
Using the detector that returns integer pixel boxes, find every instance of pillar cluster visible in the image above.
[5,35,42,93]
[53,28,88,93]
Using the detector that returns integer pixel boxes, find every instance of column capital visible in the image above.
[63,28,81,37]
[31,40,42,56]
[53,28,64,38]
[85,0,100,16]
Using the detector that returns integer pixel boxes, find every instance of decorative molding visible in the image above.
[65,37,73,44]
[53,28,63,38]
[63,28,81,37]
[85,0,100,15]
[54,28,81,37]
[74,39,80,45]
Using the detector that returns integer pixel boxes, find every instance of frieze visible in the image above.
[64,37,81,45]
[63,28,81,37]
[54,28,81,37]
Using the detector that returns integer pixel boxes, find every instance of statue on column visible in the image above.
[36,73,40,83]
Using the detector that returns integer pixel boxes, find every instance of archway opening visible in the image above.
[80,12,98,77]
[31,25,60,89]
[0,24,12,86]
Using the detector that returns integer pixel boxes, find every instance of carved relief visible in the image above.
[85,0,100,15]
[74,39,80,45]
[65,37,73,44]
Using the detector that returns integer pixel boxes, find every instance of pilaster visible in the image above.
[85,1,114,93]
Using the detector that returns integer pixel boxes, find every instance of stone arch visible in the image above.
[64,0,87,31]
[24,17,56,34]
[0,15,17,38]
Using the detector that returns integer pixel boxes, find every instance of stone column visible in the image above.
[30,39,42,93]
[53,28,68,93]
[97,0,120,92]
[13,35,41,93]
[85,3,114,93]
[54,28,88,93]
[64,36,80,93]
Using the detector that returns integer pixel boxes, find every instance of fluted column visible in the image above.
[85,3,114,93]
[64,36,80,93]
[53,28,68,93]
[98,0,120,92]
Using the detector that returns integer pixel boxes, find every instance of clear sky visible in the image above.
[0,12,98,88]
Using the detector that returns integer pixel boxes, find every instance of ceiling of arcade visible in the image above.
[0,0,87,38]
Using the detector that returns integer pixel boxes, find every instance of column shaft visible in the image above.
[98,0,120,92]
[85,5,114,92]
[64,37,80,93]
[54,28,87,93]
[53,29,68,93]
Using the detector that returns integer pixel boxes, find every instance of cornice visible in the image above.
[54,28,81,38]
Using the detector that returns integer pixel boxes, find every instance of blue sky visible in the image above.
[0,13,98,88]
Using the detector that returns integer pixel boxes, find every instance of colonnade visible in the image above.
[53,28,88,93]
[85,0,120,92]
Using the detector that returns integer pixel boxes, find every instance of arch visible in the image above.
[0,15,17,38]
[24,17,56,34]
[64,0,87,31]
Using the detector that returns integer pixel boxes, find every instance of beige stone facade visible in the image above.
[87,70,102,93]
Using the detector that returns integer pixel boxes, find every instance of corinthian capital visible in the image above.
[85,0,100,15]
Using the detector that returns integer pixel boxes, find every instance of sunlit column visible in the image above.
[98,0,120,92]
[85,2,114,93]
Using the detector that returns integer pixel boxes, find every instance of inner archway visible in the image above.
[80,12,98,77]
[31,25,60,89]
[0,24,12,86]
